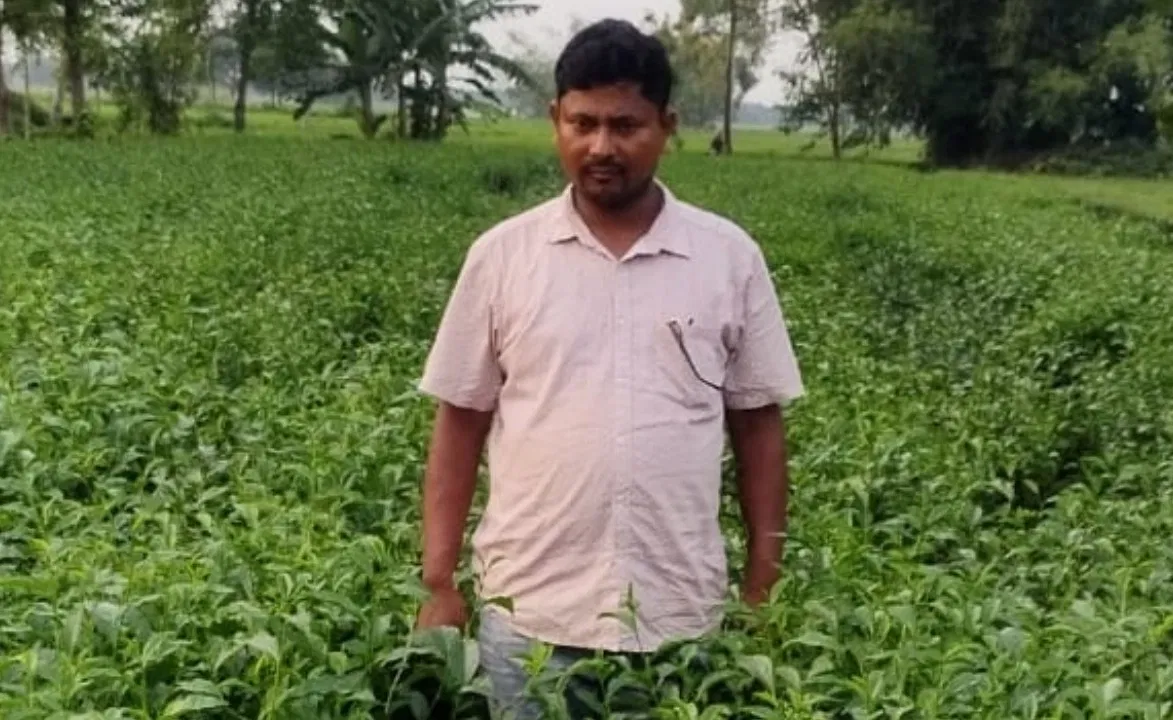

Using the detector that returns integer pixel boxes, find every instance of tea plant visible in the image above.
[1,138,1171,719]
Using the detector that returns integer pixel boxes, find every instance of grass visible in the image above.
[1004,174,1173,224]
[1,128,1172,719]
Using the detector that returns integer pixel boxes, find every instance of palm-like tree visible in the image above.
[291,0,537,139]
[404,0,537,138]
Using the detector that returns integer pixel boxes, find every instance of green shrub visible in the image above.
[0,138,1171,718]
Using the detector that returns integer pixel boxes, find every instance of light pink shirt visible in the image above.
[419,181,804,652]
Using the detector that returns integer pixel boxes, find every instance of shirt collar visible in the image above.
[548,178,691,259]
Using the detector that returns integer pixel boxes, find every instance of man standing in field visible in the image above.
[415,18,804,718]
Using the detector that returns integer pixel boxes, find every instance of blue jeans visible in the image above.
[476,608,611,719]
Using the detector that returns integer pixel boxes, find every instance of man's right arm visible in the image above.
[420,401,493,594]
[415,234,503,628]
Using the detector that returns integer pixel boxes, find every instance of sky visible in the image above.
[477,0,804,105]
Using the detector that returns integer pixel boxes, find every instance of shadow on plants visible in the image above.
[1069,200,1173,248]
[479,157,561,198]
[373,627,492,720]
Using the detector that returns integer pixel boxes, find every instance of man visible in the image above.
[415,18,804,718]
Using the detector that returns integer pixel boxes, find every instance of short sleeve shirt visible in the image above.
[418,181,803,652]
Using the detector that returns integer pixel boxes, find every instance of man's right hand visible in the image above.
[416,401,491,632]
[416,585,469,630]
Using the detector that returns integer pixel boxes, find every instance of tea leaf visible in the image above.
[161,694,228,717]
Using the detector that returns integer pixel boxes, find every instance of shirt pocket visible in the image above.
[650,317,729,411]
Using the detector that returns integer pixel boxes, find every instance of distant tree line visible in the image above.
[0,0,540,138]
[2,0,1170,168]
[501,0,1171,166]
[775,0,1173,165]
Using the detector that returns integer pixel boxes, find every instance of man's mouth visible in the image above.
[585,166,622,180]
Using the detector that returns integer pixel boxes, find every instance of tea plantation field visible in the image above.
[2,137,1172,719]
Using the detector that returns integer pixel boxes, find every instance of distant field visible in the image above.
[17,94,1172,224]
[220,104,1173,227]
[2,134,1172,718]
[15,91,926,159]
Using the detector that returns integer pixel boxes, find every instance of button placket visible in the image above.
[604,260,621,647]
[614,259,638,648]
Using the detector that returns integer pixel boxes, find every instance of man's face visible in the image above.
[550,82,677,211]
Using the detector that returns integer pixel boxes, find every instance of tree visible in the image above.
[94,0,214,133]
[202,26,236,103]
[908,0,1169,164]
[1097,9,1172,141]
[645,11,727,128]
[287,0,537,139]
[678,0,772,153]
[2,0,55,135]
[0,23,7,136]
[778,0,930,158]
[59,0,87,123]
[776,0,849,157]
[285,0,408,137]
[497,29,554,118]
[251,0,332,100]
[229,0,273,130]
[778,0,1171,167]
[405,0,538,139]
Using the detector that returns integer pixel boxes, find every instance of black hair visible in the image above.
[553,19,675,110]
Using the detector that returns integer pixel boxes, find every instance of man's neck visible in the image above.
[572,183,665,260]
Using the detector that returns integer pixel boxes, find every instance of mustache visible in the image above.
[583,163,624,173]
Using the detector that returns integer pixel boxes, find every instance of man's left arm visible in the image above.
[723,245,804,607]
[727,404,790,605]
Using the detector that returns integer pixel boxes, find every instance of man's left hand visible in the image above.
[741,558,779,607]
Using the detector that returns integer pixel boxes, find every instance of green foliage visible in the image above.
[94,0,215,134]
[0,0,56,42]
[1,138,1173,718]
[1028,138,1173,178]
[286,0,538,140]
[1159,96,1173,143]
[646,9,760,129]
[790,0,1173,167]
[778,0,931,157]
[0,92,52,134]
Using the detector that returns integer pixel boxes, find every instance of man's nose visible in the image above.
[588,128,616,157]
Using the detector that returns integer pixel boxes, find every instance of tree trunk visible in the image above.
[62,0,87,121]
[234,35,254,131]
[414,65,424,138]
[208,49,217,104]
[23,43,32,139]
[434,63,448,140]
[828,97,841,160]
[54,72,66,127]
[721,0,737,155]
[830,57,842,160]
[0,27,10,137]
[396,76,407,138]
[358,81,375,138]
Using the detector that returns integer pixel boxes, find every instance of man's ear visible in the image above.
[548,99,559,125]
[661,105,679,136]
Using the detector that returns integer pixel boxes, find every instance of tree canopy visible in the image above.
[2,0,1170,168]
[780,0,1173,165]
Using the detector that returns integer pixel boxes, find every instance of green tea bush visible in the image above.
[1,138,1171,719]
[1030,139,1173,179]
